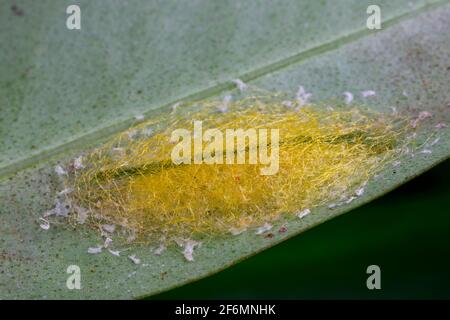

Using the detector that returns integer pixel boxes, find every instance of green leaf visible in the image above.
[1,0,449,299]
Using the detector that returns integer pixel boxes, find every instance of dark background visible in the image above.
[151,160,450,299]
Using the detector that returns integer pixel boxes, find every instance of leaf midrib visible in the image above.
[1,0,448,180]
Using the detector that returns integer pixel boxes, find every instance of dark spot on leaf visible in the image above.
[264,233,274,239]
[278,226,288,233]
[11,4,24,16]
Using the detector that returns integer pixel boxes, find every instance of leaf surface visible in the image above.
[0,0,449,298]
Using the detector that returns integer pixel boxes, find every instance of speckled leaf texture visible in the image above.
[1,0,449,299]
